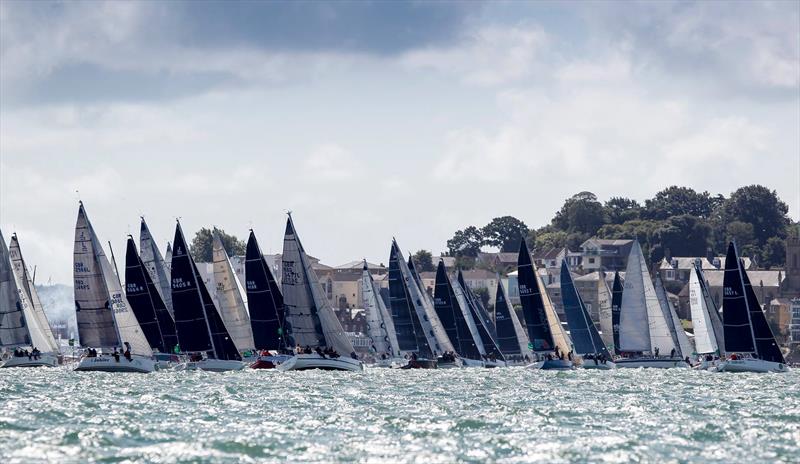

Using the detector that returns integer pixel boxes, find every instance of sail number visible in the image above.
[282,262,301,285]
[110,293,128,314]
[172,277,192,289]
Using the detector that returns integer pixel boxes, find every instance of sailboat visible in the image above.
[559,261,614,369]
[610,272,623,353]
[432,261,483,367]
[170,221,245,371]
[278,215,363,371]
[388,240,441,368]
[72,203,155,373]
[456,270,506,367]
[0,231,60,368]
[493,278,532,365]
[139,218,173,318]
[245,229,293,369]
[212,230,255,357]
[361,260,402,367]
[407,255,433,306]
[517,241,574,370]
[716,242,789,373]
[615,241,689,368]
[689,264,725,369]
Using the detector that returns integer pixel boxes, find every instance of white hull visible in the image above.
[483,359,507,368]
[526,359,575,370]
[580,358,616,370]
[715,358,790,373]
[1,353,58,368]
[175,359,246,372]
[277,354,364,372]
[74,356,156,373]
[615,357,690,369]
[370,357,405,368]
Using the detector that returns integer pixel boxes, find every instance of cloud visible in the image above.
[302,144,361,181]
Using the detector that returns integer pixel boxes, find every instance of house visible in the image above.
[459,269,500,306]
[335,260,387,275]
[572,271,624,322]
[477,251,523,273]
[790,299,800,347]
[579,238,634,272]
[766,298,793,346]
[659,256,754,284]
[702,269,785,310]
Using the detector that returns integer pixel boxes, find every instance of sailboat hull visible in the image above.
[174,359,246,372]
[460,358,485,368]
[250,354,292,369]
[398,358,438,369]
[615,357,690,369]
[1,353,58,368]
[74,356,156,373]
[277,353,364,372]
[483,360,507,368]
[526,359,575,370]
[580,358,616,370]
[715,358,789,373]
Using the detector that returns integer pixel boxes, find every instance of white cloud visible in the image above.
[302,144,360,181]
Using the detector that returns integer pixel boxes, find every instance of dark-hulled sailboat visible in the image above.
[170,221,244,371]
[717,242,788,373]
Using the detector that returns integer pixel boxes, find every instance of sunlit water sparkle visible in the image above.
[0,367,798,463]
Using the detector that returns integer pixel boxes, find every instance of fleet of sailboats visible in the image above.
[0,204,791,374]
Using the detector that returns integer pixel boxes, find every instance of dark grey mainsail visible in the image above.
[493,279,522,356]
[517,240,555,352]
[559,261,610,358]
[432,261,481,360]
[388,240,434,358]
[139,218,173,317]
[457,270,504,360]
[281,215,354,355]
[0,229,30,347]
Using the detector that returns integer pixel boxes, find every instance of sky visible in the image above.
[1,0,799,285]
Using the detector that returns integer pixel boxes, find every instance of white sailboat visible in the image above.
[361,260,402,367]
[212,230,255,356]
[0,231,60,368]
[278,215,363,371]
[72,203,156,373]
[689,264,725,369]
[615,241,689,369]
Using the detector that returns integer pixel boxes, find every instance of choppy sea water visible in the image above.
[0,366,798,463]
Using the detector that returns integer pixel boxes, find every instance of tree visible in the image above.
[473,287,491,310]
[534,230,568,252]
[552,191,606,235]
[604,197,642,224]
[643,186,719,220]
[412,250,436,272]
[722,185,790,246]
[725,221,756,249]
[481,216,529,252]
[760,237,785,269]
[654,215,712,258]
[446,226,484,257]
[190,227,245,262]
[596,219,665,263]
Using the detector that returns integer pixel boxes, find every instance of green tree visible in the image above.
[604,197,642,224]
[760,237,785,269]
[534,230,568,252]
[481,216,529,252]
[654,215,712,258]
[447,226,484,257]
[725,221,756,249]
[722,185,790,246]
[411,250,436,272]
[552,191,606,235]
[190,227,245,262]
[643,186,720,220]
[596,219,665,263]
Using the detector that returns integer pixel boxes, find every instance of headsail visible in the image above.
[213,231,255,352]
[517,240,555,352]
[689,265,724,355]
[722,242,784,363]
[164,243,173,273]
[433,261,482,360]
[171,221,240,360]
[559,261,610,358]
[0,229,32,347]
[494,279,530,357]
[654,273,693,357]
[596,272,615,354]
[281,215,354,355]
[139,218,174,317]
[124,237,178,353]
[458,271,497,338]
[388,241,428,356]
[9,233,59,352]
[245,230,290,351]
[361,261,397,357]
[457,270,504,360]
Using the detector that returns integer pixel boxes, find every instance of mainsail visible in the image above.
[433,261,482,360]
[171,222,240,360]
[212,231,255,352]
[517,240,556,352]
[722,242,785,363]
[388,241,429,356]
[281,215,354,355]
[124,237,178,353]
[8,233,59,352]
[610,271,623,353]
[245,230,290,351]
[361,261,398,357]
[494,279,530,357]
[619,241,675,355]
[0,229,32,347]
[596,272,615,353]
[654,273,693,357]
[139,218,173,317]
[457,270,504,360]
[73,203,152,356]
[689,265,724,355]
[559,261,610,358]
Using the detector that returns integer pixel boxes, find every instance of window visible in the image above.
[588,258,595,264]
[665,270,675,280]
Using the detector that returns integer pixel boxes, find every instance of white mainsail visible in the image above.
[8,234,59,353]
[361,263,397,356]
[139,218,174,317]
[655,273,693,357]
[282,216,354,355]
[394,245,455,355]
[212,231,255,352]
[596,275,615,353]
[689,266,724,355]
